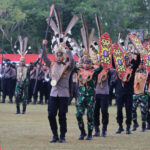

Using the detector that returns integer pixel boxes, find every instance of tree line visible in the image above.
[0,0,150,54]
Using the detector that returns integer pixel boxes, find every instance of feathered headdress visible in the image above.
[18,36,28,61]
[93,14,103,53]
[80,15,99,64]
[47,8,79,54]
[81,14,102,64]
[71,38,81,56]
[95,14,102,38]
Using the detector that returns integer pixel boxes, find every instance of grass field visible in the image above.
[0,100,150,150]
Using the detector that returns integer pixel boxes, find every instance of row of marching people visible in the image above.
[0,60,51,105]
[41,38,150,143]
[40,7,150,143]
[69,54,150,137]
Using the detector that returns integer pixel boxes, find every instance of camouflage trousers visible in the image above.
[132,95,148,123]
[76,94,95,131]
[15,81,28,105]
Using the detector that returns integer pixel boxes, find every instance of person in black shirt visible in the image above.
[114,53,140,134]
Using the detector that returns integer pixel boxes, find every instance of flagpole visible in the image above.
[33,4,54,95]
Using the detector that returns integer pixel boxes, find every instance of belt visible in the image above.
[134,93,145,97]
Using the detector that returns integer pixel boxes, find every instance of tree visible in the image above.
[0,0,26,53]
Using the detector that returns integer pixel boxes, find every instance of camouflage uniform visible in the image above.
[75,66,102,133]
[15,59,39,114]
[15,66,29,114]
[132,69,148,129]
[132,95,148,123]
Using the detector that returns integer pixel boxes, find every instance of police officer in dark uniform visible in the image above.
[9,63,17,103]
[28,64,36,104]
[114,54,140,134]
[1,59,13,103]
[43,40,75,143]
[32,64,44,104]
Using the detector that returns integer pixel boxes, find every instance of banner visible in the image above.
[99,32,112,69]
[144,41,150,72]
[112,43,127,79]
[145,41,150,53]
[129,33,147,56]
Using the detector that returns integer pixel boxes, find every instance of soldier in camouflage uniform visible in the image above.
[74,58,102,140]
[15,57,40,114]
[132,61,148,132]
[14,36,40,114]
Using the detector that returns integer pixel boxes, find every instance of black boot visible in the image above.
[22,104,26,114]
[132,121,139,131]
[58,131,66,143]
[78,129,87,140]
[59,136,66,143]
[101,127,107,137]
[49,135,59,143]
[86,130,92,140]
[32,99,37,105]
[16,105,20,114]
[126,126,131,134]
[141,122,146,132]
[37,100,43,104]
[1,99,5,103]
[147,124,150,130]
[115,125,124,134]
[27,99,31,104]
[101,130,107,137]
[93,126,100,137]
[9,99,13,104]
[45,100,48,104]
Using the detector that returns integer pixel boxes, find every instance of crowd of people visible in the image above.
[0,60,51,106]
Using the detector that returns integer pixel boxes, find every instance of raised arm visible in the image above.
[94,65,103,75]
[29,57,40,70]
[131,53,140,72]
[66,48,75,70]
[42,40,51,67]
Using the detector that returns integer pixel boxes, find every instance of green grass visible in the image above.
[0,100,150,150]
